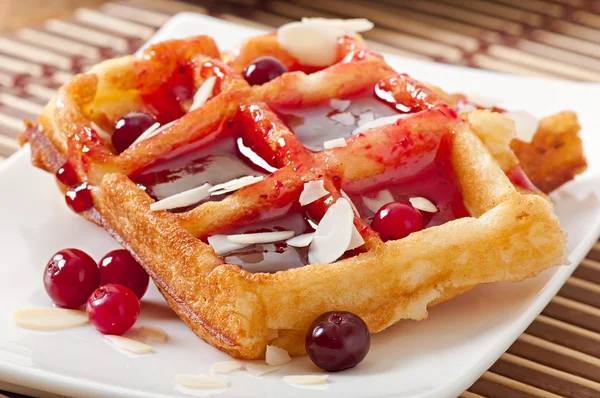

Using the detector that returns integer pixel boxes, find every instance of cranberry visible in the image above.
[43,249,100,309]
[99,250,149,299]
[305,311,370,372]
[242,57,287,86]
[65,182,93,213]
[86,284,140,335]
[371,202,423,241]
[111,112,156,153]
[56,163,78,187]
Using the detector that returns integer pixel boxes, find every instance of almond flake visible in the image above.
[13,308,88,331]
[209,361,243,375]
[137,325,167,343]
[208,235,249,256]
[90,121,111,142]
[329,112,355,126]
[301,17,374,33]
[209,176,263,196]
[409,197,438,213]
[363,189,394,213]
[323,138,347,149]
[504,111,539,143]
[265,345,291,366]
[357,111,375,126]
[131,121,161,145]
[227,230,295,245]
[278,22,339,67]
[456,102,477,114]
[150,183,212,211]
[299,180,329,206]
[330,98,350,112]
[309,198,354,264]
[341,51,356,64]
[340,189,359,215]
[245,363,281,376]
[286,232,315,247]
[176,374,228,389]
[104,335,152,354]
[352,114,410,135]
[347,225,365,250]
[283,375,329,386]
[189,76,216,112]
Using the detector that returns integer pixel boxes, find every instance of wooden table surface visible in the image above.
[0,1,599,397]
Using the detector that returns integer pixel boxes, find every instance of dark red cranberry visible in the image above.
[86,284,140,335]
[305,311,370,372]
[371,202,423,241]
[111,112,156,153]
[56,163,78,187]
[65,182,93,213]
[43,249,100,309]
[242,57,287,86]
[99,250,149,299]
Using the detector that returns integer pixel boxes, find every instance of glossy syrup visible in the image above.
[142,63,195,124]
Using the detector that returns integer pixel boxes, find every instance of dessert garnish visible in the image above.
[137,325,168,343]
[12,308,88,331]
[104,335,152,355]
[87,284,140,335]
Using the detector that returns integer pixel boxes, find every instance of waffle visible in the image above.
[21,29,572,359]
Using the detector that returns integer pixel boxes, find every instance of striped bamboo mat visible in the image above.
[1,1,600,397]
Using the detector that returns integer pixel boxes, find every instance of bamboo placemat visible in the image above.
[1,1,599,397]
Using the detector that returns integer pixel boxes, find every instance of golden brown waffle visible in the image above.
[21,32,569,359]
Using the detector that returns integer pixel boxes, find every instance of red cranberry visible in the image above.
[242,57,287,86]
[65,182,93,213]
[305,311,370,372]
[86,284,140,335]
[371,202,423,241]
[99,250,149,299]
[43,249,100,309]
[111,112,156,153]
[56,163,78,187]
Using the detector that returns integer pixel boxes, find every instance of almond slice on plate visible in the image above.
[209,361,243,375]
[301,17,374,33]
[265,345,291,366]
[329,112,355,126]
[340,189,360,216]
[286,232,315,247]
[176,374,228,389]
[13,308,88,331]
[150,183,212,211]
[347,225,365,250]
[323,138,347,149]
[363,189,394,213]
[357,111,374,126]
[245,363,281,376]
[209,176,264,196]
[137,325,167,343]
[208,234,249,256]
[105,335,152,355]
[277,22,339,67]
[299,180,329,206]
[189,76,216,112]
[352,114,410,135]
[409,197,438,213]
[504,110,539,143]
[131,121,161,145]
[308,198,354,264]
[227,230,295,245]
[283,375,329,386]
[330,98,350,112]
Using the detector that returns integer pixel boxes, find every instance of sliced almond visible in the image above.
[278,22,339,67]
[176,374,228,389]
[347,225,365,250]
[301,17,374,33]
[150,183,212,211]
[456,102,477,114]
[363,189,394,213]
[504,110,539,143]
[13,308,88,331]
[131,121,161,145]
[104,335,152,354]
[137,325,167,343]
[329,112,355,126]
[283,375,329,386]
[308,198,354,264]
[209,361,243,375]
[323,138,347,149]
[299,180,329,206]
[409,197,438,213]
[189,76,216,112]
[208,234,249,256]
[330,98,350,112]
[286,232,315,247]
[227,230,295,245]
[340,189,359,216]
[352,114,410,135]
[265,345,291,366]
[209,176,263,196]
[245,363,281,376]
[357,111,375,126]
[90,121,111,142]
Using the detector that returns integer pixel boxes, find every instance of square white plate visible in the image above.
[1,13,600,398]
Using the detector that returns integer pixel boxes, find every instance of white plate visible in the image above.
[1,13,600,398]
